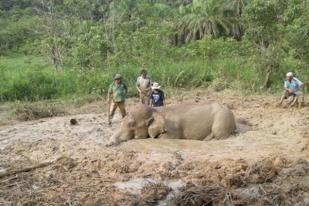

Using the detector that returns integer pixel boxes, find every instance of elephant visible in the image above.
[107,102,236,146]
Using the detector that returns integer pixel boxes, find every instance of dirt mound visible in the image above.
[15,102,68,121]
[1,154,308,205]
[1,91,309,205]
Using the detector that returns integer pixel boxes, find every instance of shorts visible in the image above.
[283,90,303,99]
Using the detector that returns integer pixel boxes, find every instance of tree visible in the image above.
[224,0,247,17]
[174,0,247,44]
[175,0,231,44]
[243,0,285,89]
[284,0,309,63]
[33,0,67,71]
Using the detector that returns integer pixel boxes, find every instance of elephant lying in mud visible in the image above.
[107,103,236,146]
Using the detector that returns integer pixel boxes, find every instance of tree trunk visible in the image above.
[262,64,272,90]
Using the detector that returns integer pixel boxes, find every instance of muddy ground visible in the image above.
[0,90,308,206]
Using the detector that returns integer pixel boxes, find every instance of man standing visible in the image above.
[107,74,127,125]
[136,69,152,105]
[279,72,304,107]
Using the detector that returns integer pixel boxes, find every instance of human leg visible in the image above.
[294,90,304,108]
[118,102,127,118]
[109,101,118,124]
[288,96,298,108]
[279,90,293,106]
[139,93,145,104]
[144,94,150,106]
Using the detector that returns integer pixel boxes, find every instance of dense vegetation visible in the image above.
[0,0,308,101]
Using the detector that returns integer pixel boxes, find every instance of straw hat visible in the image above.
[151,82,161,90]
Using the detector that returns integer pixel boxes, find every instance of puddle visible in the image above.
[158,180,185,206]
[0,167,6,173]
[113,177,185,202]
[114,178,157,194]
[236,185,263,199]
[236,122,251,134]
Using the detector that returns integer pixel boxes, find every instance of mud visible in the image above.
[0,90,308,205]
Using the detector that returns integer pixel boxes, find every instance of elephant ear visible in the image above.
[127,116,136,128]
[148,111,166,138]
[145,116,154,126]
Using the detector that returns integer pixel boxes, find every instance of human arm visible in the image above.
[136,77,141,93]
[150,92,154,107]
[284,81,294,94]
[107,84,113,102]
[294,77,304,90]
[124,84,128,97]
[149,76,153,88]
[162,92,165,106]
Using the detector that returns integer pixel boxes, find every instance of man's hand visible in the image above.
[139,90,146,95]
[300,84,304,90]
[287,89,294,94]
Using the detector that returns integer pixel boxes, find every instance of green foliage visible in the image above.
[68,21,111,68]
[1,0,309,102]
[0,56,78,101]
[284,2,309,62]
[176,0,232,42]
[0,14,41,54]
[243,0,281,48]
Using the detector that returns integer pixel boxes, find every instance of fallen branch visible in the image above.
[0,161,53,179]
[0,175,18,184]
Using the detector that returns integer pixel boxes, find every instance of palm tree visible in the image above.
[224,0,247,17]
[175,0,232,44]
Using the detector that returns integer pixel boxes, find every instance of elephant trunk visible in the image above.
[106,129,122,146]
[107,129,134,146]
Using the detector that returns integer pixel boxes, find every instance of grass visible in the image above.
[1,53,307,103]
[0,102,16,125]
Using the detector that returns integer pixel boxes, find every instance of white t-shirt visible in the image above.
[136,76,152,90]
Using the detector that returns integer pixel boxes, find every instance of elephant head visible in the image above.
[107,104,166,146]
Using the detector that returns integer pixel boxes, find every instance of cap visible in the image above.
[114,74,122,80]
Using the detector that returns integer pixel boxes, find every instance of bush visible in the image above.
[0,69,80,101]
[0,14,41,54]
[0,56,79,101]
[15,101,67,121]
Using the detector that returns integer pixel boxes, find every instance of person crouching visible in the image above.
[279,72,304,108]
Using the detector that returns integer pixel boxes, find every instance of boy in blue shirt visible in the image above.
[150,82,165,107]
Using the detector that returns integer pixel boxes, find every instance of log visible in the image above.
[0,161,53,179]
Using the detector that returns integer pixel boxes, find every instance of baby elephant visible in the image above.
[107,102,236,146]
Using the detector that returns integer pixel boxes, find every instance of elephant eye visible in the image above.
[128,121,136,128]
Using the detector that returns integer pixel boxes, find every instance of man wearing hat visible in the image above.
[107,74,128,125]
[279,72,304,107]
[150,82,165,107]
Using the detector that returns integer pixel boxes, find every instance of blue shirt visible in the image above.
[284,77,303,91]
[150,90,165,107]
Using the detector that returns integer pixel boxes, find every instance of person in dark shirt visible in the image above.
[150,82,165,107]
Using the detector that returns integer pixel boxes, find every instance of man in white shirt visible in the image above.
[136,69,152,105]
[279,72,304,108]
